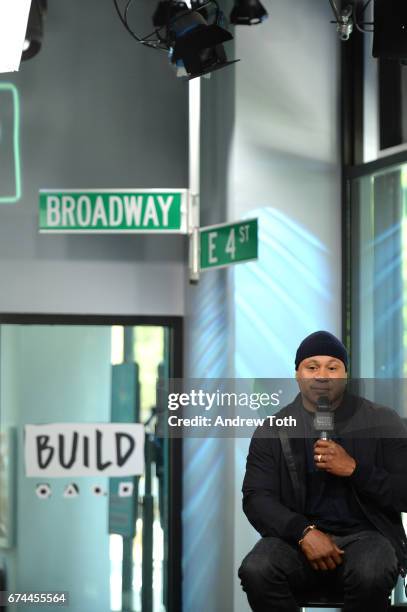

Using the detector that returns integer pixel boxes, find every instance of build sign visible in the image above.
[24,423,145,477]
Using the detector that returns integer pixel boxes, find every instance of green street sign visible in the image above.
[39,189,188,233]
[200,218,258,270]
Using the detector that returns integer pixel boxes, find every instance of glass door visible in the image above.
[0,319,181,612]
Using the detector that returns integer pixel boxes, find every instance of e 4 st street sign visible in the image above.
[39,189,188,233]
[200,218,258,271]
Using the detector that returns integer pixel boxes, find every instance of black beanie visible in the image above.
[295,331,348,371]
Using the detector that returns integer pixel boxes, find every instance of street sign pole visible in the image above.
[188,77,201,284]
[189,224,200,282]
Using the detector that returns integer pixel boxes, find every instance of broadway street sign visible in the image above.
[200,218,258,271]
[39,189,188,233]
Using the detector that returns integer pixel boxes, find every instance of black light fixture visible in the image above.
[22,0,47,61]
[113,0,238,79]
[190,0,209,21]
[152,0,188,28]
[327,0,407,63]
[169,7,238,79]
[230,0,268,26]
[373,0,407,61]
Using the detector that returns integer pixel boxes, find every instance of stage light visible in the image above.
[169,8,238,79]
[230,0,268,26]
[0,0,32,73]
[114,0,238,79]
[22,0,47,61]
[328,0,353,41]
[190,0,209,21]
[152,1,188,28]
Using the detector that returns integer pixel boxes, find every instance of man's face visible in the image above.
[296,355,347,409]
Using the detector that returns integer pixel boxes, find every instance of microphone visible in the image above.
[314,395,334,440]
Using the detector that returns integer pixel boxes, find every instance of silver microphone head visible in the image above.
[316,395,330,412]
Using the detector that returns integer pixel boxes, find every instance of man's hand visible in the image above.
[299,528,344,571]
[314,439,356,477]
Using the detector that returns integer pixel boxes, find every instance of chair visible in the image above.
[296,588,344,610]
[296,590,403,611]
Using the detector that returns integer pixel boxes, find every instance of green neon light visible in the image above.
[0,83,21,204]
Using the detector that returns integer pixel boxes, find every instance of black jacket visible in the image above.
[242,393,407,574]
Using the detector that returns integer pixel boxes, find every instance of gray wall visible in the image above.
[0,0,188,315]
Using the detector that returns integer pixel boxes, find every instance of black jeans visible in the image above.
[238,531,399,612]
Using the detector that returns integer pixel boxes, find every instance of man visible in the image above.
[238,330,407,612]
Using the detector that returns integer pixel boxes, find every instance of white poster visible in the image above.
[25,423,145,477]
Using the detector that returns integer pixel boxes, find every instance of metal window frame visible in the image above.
[341,24,365,371]
[340,22,407,373]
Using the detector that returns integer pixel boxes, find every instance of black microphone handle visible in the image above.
[319,431,330,440]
